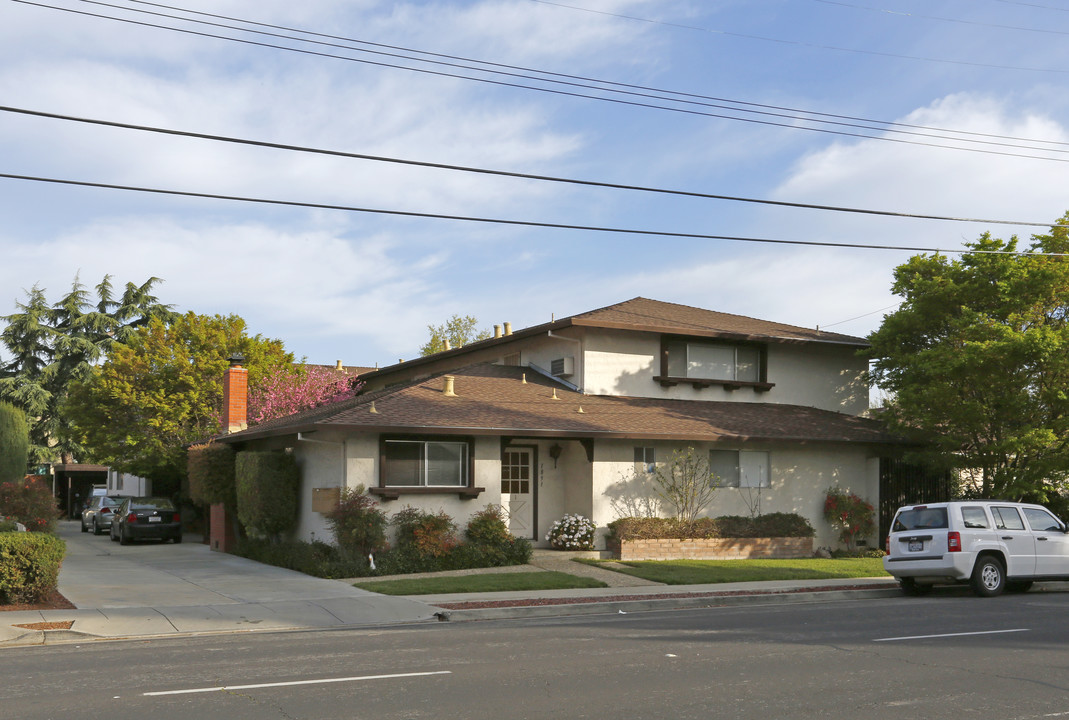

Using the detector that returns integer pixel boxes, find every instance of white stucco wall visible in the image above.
[589,439,880,550]
[580,329,868,414]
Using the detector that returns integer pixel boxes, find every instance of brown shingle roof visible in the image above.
[223,363,894,446]
[569,297,866,345]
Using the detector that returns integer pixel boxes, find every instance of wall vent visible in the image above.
[551,356,574,377]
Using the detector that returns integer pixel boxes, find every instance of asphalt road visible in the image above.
[4,590,1069,719]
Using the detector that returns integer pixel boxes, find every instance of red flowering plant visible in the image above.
[0,478,60,533]
[823,487,875,552]
[247,364,363,425]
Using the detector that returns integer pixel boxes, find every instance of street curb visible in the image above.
[433,586,903,621]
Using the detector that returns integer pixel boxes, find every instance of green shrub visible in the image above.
[0,402,30,484]
[326,486,387,562]
[0,532,65,603]
[0,519,19,532]
[187,442,237,508]
[464,504,512,546]
[755,512,815,538]
[391,507,458,558]
[607,513,814,543]
[0,478,60,533]
[235,451,299,539]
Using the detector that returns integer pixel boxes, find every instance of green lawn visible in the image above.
[584,557,890,585]
[353,571,607,596]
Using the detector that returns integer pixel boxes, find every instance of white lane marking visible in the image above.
[143,670,452,696]
[874,628,1029,642]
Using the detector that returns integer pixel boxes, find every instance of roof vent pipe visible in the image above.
[443,375,458,397]
[494,325,502,338]
[504,322,512,335]
[336,360,343,370]
[444,339,451,351]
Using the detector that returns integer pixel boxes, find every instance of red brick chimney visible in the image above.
[221,353,248,434]
[212,352,246,553]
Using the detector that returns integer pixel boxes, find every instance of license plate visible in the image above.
[908,539,923,552]
[148,516,162,523]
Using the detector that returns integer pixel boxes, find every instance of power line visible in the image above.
[812,0,1069,36]
[527,0,1069,74]
[1,171,1065,256]
[15,0,1069,161]
[115,0,1069,150]
[4,104,1065,229]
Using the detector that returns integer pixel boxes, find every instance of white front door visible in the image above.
[501,447,535,539]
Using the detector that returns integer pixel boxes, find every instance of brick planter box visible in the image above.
[611,537,813,561]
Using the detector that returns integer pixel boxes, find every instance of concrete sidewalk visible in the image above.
[1,522,902,647]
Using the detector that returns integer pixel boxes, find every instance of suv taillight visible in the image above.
[947,531,961,552]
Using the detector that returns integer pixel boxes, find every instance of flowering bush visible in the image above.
[823,487,875,551]
[0,478,59,533]
[546,514,597,550]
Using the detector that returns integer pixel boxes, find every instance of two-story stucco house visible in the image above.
[216,298,896,549]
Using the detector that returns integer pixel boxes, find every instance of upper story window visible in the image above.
[657,336,773,391]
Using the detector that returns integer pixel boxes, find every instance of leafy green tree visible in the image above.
[419,314,491,356]
[63,313,293,498]
[0,275,176,462]
[235,451,299,540]
[867,214,1069,502]
[0,402,30,483]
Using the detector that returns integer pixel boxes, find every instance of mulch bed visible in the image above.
[0,589,76,613]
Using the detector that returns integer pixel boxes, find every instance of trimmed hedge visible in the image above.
[236,450,300,539]
[607,513,815,544]
[0,532,65,604]
[187,442,237,508]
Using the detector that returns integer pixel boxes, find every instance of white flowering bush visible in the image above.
[545,514,597,550]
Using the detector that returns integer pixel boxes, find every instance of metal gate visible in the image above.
[879,457,953,549]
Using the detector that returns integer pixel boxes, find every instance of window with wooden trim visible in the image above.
[382,438,470,487]
[709,450,770,488]
[634,446,655,473]
[666,340,761,382]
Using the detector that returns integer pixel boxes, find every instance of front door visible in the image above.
[501,446,536,540]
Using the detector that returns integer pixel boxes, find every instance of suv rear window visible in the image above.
[892,507,948,531]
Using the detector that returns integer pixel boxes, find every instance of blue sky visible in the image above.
[3,0,1069,369]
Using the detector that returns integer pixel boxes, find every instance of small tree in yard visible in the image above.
[647,447,719,523]
[823,487,876,552]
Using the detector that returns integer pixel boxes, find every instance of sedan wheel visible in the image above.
[92,518,102,536]
[119,527,131,546]
[81,519,88,533]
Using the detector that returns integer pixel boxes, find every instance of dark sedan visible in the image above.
[110,497,182,545]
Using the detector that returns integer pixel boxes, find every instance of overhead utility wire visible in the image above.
[2,172,1062,256]
[5,104,1063,229]
[527,0,1069,75]
[117,0,1069,149]
[812,0,1069,36]
[20,1,1069,160]
[60,0,1069,154]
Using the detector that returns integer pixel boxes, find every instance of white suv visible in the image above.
[883,500,1069,597]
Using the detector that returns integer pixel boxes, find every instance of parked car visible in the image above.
[883,500,1069,597]
[109,497,182,545]
[81,495,129,535]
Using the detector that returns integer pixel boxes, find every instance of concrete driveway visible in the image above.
[1,521,438,645]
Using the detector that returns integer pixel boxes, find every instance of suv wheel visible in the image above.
[899,578,933,596]
[971,556,1006,597]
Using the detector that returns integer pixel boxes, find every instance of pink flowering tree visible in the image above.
[247,365,362,425]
